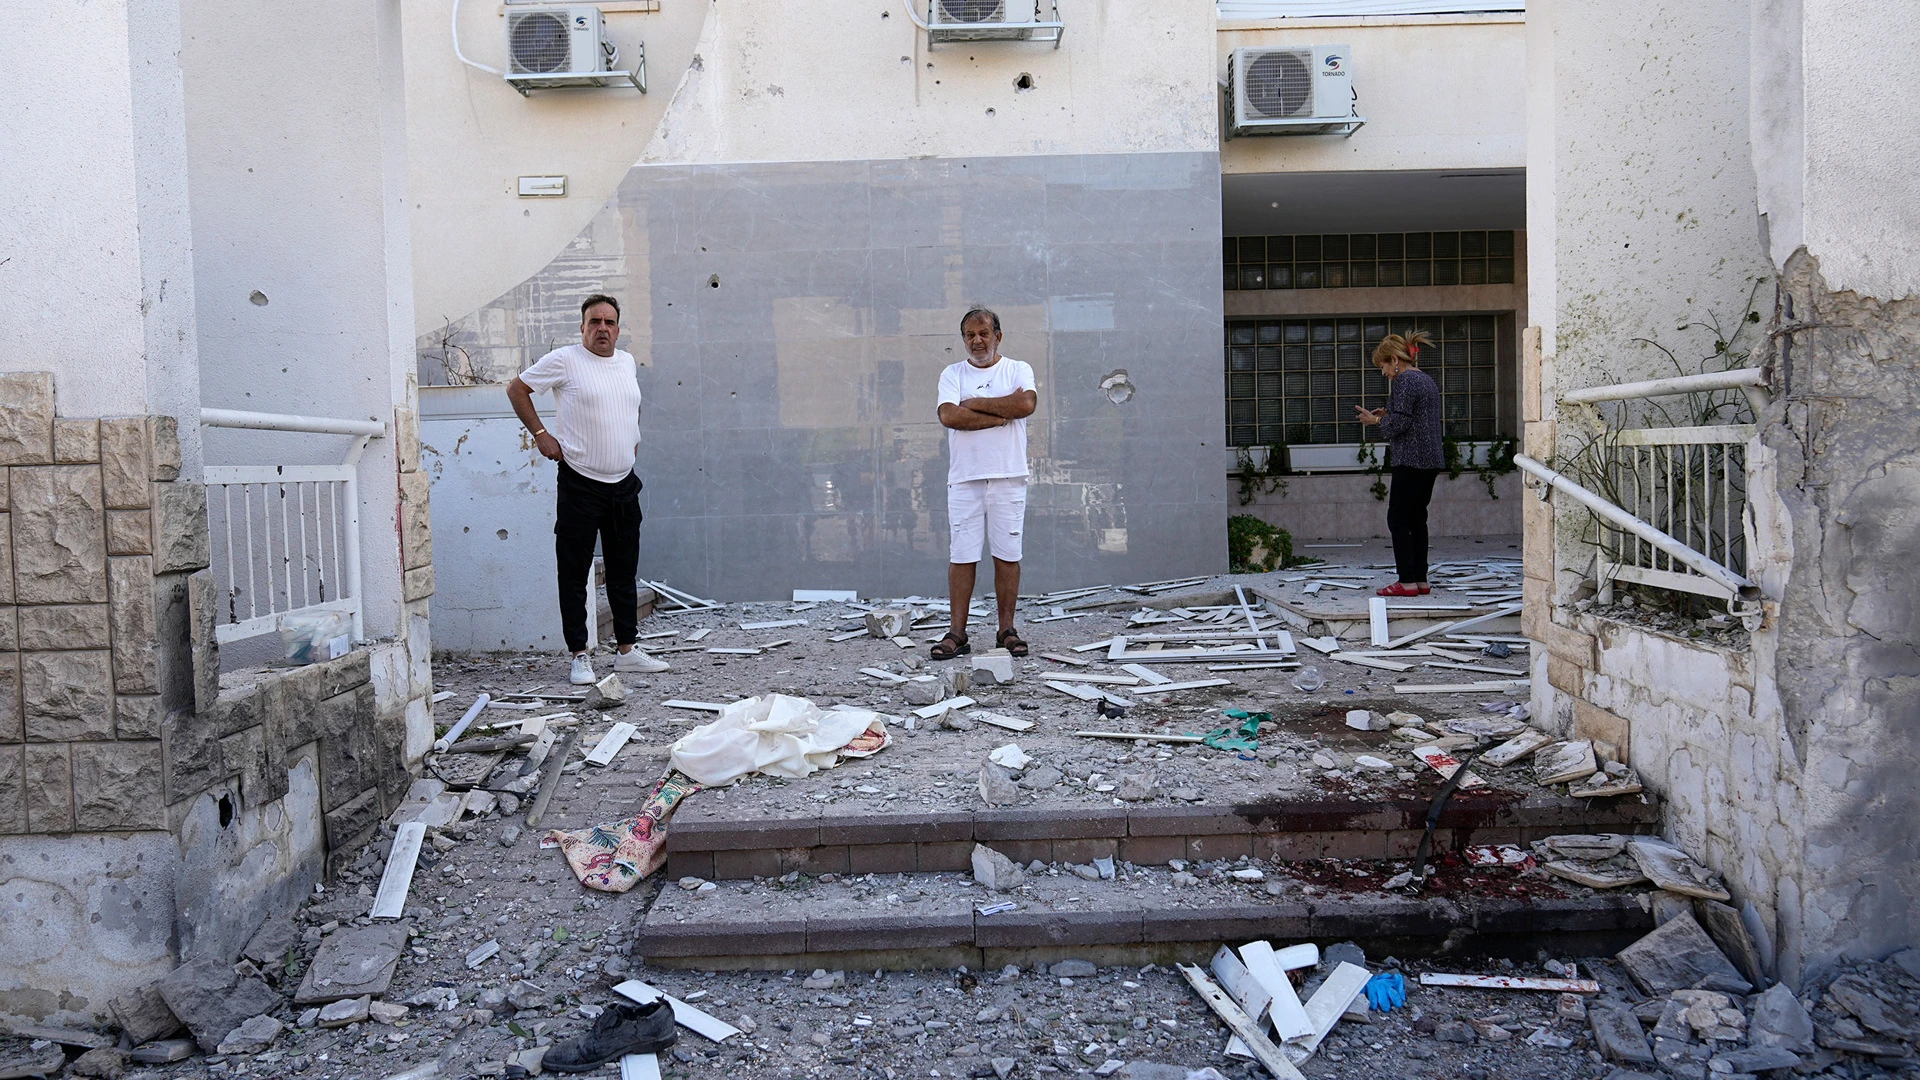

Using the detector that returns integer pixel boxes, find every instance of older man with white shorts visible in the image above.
[931,307,1037,660]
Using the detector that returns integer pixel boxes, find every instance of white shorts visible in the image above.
[948,478,1028,564]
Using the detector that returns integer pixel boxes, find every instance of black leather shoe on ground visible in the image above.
[541,999,677,1073]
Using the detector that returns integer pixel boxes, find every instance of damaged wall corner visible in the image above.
[1756,249,1920,981]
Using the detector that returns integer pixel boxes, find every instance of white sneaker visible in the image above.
[569,654,596,685]
[614,649,671,674]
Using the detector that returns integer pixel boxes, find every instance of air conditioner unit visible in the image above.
[503,5,645,95]
[926,0,1063,48]
[1226,45,1365,137]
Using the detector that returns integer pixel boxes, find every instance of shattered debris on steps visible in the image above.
[28,548,1906,1080]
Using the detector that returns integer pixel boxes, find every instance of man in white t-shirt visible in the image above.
[932,307,1038,660]
[506,295,672,684]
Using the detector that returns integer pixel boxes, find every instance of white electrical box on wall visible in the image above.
[518,176,568,197]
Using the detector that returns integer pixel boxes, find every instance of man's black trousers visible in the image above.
[555,461,641,654]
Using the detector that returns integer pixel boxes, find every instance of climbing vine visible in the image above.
[1233,443,1290,506]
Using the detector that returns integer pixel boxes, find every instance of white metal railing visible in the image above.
[1594,425,1752,602]
[201,409,386,644]
[1528,368,1770,619]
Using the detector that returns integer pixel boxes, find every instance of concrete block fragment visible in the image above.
[149,416,181,482]
[109,984,183,1044]
[403,563,434,601]
[0,607,11,652]
[394,407,421,473]
[0,655,18,742]
[0,372,55,465]
[162,706,225,803]
[865,608,912,638]
[24,741,73,832]
[22,649,114,740]
[157,958,282,1052]
[129,1038,196,1064]
[978,763,1019,806]
[72,740,165,830]
[1535,740,1597,786]
[151,482,210,574]
[99,417,153,508]
[219,726,269,798]
[106,508,152,555]
[1693,899,1765,988]
[1588,1003,1655,1065]
[0,745,23,832]
[1748,982,1814,1053]
[114,694,162,739]
[971,843,1025,892]
[216,1014,283,1055]
[323,786,381,854]
[1616,911,1750,996]
[404,695,432,767]
[10,465,108,602]
[187,568,218,709]
[294,922,408,1004]
[398,470,432,571]
[19,603,110,649]
[53,419,99,463]
[971,649,1016,684]
[0,513,11,604]
[1627,838,1732,901]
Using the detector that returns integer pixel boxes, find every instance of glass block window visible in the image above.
[1225,313,1502,446]
[1224,231,1516,291]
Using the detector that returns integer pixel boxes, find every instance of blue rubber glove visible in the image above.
[1363,971,1407,1012]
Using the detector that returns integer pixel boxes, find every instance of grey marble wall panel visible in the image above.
[424,151,1226,611]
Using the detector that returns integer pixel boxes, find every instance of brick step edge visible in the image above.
[634,892,1653,959]
[669,794,1662,852]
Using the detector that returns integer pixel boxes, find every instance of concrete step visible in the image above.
[635,865,1655,971]
[662,790,1662,881]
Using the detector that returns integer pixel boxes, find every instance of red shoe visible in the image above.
[1418,585,1431,594]
[1376,583,1423,597]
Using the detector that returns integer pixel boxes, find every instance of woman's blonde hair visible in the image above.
[1372,330,1434,368]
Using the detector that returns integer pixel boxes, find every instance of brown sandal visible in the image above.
[931,630,969,660]
[996,627,1029,657]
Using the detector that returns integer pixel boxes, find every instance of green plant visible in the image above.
[1233,443,1290,506]
[1356,440,1390,500]
[1475,436,1518,498]
[1228,514,1299,573]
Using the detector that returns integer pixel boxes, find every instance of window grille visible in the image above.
[1224,313,1501,447]
[1224,231,1516,291]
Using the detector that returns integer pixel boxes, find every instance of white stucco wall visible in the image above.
[1531,0,1772,392]
[1219,14,1525,175]
[404,0,1219,334]
[1797,2,1920,300]
[0,0,203,468]
[182,0,420,639]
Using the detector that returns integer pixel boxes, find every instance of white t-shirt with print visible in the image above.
[517,344,644,484]
[938,355,1037,484]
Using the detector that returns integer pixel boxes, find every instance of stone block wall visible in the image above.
[0,373,189,834]
[0,373,433,1024]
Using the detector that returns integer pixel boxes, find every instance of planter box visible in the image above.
[1230,441,1504,475]
[1285,443,1377,473]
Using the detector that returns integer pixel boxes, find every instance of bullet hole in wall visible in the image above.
[1015,73,1034,90]
[497,529,509,540]
[217,794,234,828]
[249,291,269,306]
[986,107,995,116]
[709,274,721,288]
